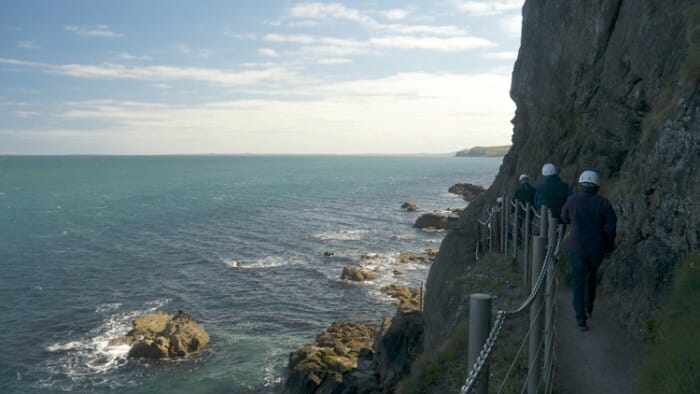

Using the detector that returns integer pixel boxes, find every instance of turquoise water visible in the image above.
[0,155,500,393]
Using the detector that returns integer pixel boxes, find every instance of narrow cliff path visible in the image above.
[555,287,644,393]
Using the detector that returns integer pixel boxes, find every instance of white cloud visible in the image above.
[0,57,299,86]
[289,2,376,26]
[384,9,410,21]
[454,0,523,16]
[287,20,321,28]
[226,31,257,40]
[377,24,466,36]
[265,33,494,55]
[481,51,518,60]
[370,35,495,52]
[64,25,124,37]
[15,110,40,117]
[258,48,280,57]
[499,14,522,37]
[117,52,152,61]
[10,72,513,154]
[316,58,352,65]
[18,41,40,50]
[171,45,212,59]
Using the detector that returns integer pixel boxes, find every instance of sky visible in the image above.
[0,0,524,154]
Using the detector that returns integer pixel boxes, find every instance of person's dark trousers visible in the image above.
[568,252,604,324]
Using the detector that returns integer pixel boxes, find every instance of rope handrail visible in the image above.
[460,217,563,394]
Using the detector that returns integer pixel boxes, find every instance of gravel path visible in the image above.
[555,287,644,393]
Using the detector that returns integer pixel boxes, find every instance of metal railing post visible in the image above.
[528,236,546,394]
[540,205,548,238]
[420,281,424,313]
[544,215,558,388]
[523,202,531,287]
[468,294,492,394]
[489,209,495,253]
[513,201,519,261]
[504,197,510,256]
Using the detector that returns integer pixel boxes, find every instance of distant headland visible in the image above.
[455,145,511,157]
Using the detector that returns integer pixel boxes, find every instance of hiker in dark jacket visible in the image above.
[512,173,535,240]
[560,170,617,331]
[513,173,535,206]
[534,163,570,221]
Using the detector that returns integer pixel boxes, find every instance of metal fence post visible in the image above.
[469,293,492,394]
[513,201,519,261]
[523,202,531,287]
[540,205,548,238]
[544,215,558,387]
[504,197,510,256]
[529,236,546,394]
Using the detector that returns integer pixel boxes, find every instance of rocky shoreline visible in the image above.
[281,182,481,393]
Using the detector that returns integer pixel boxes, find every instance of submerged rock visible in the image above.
[108,310,209,359]
[341,266,378,282]
[401,202,420,212]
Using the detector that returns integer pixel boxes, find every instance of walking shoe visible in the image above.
[577,320,588,331]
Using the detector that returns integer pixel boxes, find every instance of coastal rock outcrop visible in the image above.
[401,202,420,212]
[372,312,423,391]
[108,310,209,359]
[341,266,378,282]
[283,322,378,394]
[413,212,459,230]
[380,284,421,313]
[448,183,486,201]
[397,252,432,265]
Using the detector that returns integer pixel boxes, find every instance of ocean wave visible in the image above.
[223,255,306,269]
[311,229,370,241]
[42,298,172,382]
[95,302,122,313]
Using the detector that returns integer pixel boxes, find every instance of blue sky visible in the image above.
[0,0,523,154]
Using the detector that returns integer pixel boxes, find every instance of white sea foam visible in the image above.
[311,229,370,241]
[43,298,171,379]
[223,259,243,268]
[95,302,121,313]
[235,255,306,269]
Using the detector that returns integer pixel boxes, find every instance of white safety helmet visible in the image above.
[541,163,557,176]
[578,170,600,186]
[518,173,529,182]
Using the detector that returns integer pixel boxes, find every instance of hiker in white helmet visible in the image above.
[560,170,617,331]
[534,163,570,221]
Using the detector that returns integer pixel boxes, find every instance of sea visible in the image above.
[0,155,501,393]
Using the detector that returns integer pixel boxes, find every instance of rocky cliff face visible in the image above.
[424,0,699,349]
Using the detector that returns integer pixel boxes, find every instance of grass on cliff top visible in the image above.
[639,254,700,393]
[395,253,530,394]
[456,145,511,157]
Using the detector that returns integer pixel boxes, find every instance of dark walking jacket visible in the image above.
[535,175,570,219]
[560,187,617,255]
[513,183,535,206]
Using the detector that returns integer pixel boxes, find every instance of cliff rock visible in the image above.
[424,0,700,350]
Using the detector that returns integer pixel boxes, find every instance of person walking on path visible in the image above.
[513,173,535,206]
[535,163,570,221]
[560,170,617,331]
